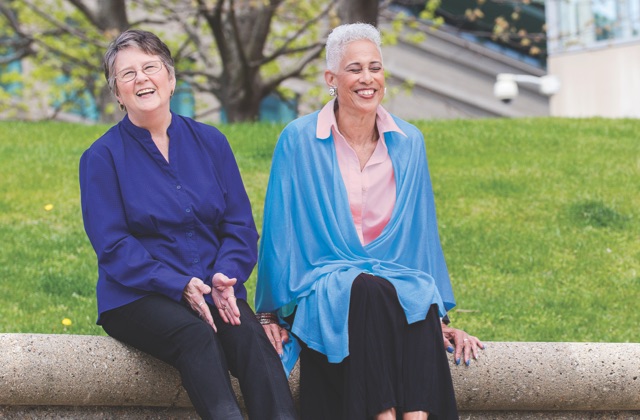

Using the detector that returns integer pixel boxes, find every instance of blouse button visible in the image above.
[176,185,182,190]
[185,208,191,213]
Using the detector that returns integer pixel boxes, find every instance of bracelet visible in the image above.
[256,312,278,325]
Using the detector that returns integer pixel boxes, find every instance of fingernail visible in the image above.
[447,346,454,353]
[455,358,460,365]
[465,359,470,366]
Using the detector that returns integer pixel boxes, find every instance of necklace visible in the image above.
[341,127,379,171]
[343,127,378,148]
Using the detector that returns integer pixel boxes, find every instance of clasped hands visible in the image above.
[183,273,240,332]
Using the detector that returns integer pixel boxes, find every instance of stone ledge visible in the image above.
[1,407,639,420]
[1,334,639,417]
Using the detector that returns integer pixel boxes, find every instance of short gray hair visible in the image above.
[103,29,175,96]
[325,23,382,72]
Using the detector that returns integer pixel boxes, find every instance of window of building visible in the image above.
[550,0,640,53]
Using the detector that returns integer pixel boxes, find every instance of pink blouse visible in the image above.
[316,100,406,245]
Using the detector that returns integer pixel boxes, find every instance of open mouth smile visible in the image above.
[136,88,156,97]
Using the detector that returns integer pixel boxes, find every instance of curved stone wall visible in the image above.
[1,334,638,418]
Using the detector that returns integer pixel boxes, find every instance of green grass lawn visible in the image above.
[0,118,638,342]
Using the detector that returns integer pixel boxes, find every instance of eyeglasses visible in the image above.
[114,60,164,83]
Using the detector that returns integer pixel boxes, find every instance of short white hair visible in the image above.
[325,23,382,72]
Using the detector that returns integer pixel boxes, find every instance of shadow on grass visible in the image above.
[568,199,630,229]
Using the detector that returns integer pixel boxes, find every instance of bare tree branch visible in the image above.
[196,0,232,75]
[0,2,36,59]
[239,0,285,65]
[0,2,21,32]
[66,0,101,29]
[66,0,129,32]
[259,0,335,66]
[21,0,110,48]
[257,41,326,67]
[0,37,34,63]
[0,50,30,64]
[262,42,325,94]
[127,18,170,26]
[152,0,216,71]
[178,70,223,100]
[29,36,98,69]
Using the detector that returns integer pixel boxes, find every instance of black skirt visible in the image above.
[297,273,458,420]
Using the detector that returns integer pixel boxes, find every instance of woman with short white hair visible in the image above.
[257,23,484,419]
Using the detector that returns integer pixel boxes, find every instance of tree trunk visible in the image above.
[96,0,129,32]
[212,0,278,122]
[338,0,379,26]
[93,0,128,122]
[223,94,262,122]
[218,50,264,122]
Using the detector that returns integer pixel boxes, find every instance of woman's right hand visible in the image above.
[261,321,289,356]
[183,277,216,331]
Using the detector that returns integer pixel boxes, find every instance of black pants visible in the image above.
[101,294,297,420]
[298,274,458,420]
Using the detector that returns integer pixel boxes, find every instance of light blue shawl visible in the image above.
[256,107,456,374]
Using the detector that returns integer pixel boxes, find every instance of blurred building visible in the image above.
[546,0,640,118]
[380,31,551,119]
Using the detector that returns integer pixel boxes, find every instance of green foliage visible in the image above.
[446,0,546,59]
[1,118,638,342]
[3,1,107,119]
[1,0,443,122]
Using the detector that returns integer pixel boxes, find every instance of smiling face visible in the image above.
[325,39,385,118]
[113,47,175,123]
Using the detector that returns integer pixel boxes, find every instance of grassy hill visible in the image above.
[0,118,638,342]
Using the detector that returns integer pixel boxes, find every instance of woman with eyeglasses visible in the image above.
[79,29,296,420]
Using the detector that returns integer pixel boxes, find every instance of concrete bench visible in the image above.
[1,333,639,419]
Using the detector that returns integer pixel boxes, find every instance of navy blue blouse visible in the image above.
[80,113,258,323]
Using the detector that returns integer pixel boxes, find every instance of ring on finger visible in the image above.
[463,338,469,342]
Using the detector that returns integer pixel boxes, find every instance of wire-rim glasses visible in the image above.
[114,61,164,83]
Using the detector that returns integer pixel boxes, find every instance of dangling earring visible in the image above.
[170,89,174,97]
[118,102,126,112]
[328,86,337,97]
[384,87,387,95]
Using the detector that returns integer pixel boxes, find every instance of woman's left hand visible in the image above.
[211,272,241,326]
[442,325,485,366]
[261,323,290,356]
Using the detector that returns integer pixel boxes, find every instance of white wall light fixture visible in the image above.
[493,73,561,104]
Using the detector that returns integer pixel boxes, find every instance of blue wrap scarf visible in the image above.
[256,107,456,374]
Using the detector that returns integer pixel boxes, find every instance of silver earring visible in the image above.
[329,86,337,97]
[384,87,387,95]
